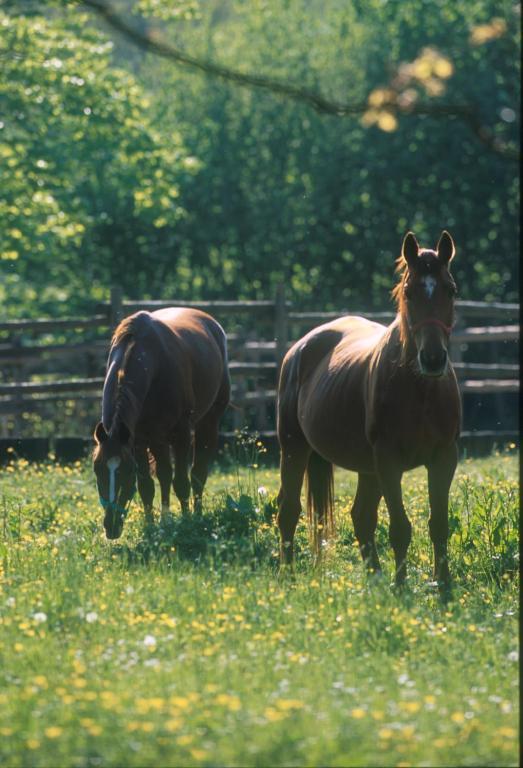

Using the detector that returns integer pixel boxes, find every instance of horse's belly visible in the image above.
[298,377,374,473]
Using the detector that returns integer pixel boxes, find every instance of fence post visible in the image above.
[274,283,288,371]
[110,285,123,329]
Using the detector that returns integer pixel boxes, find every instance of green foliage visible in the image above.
[140,0,519,306]
[0,7,188,316]
[0,455,519,766]
[0,0,519,316]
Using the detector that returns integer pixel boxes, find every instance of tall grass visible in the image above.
[0,451,519,767]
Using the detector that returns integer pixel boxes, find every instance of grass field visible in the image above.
[0,447,519,767]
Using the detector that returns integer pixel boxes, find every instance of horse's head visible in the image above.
[93,422,136,539]
[398,230,457,377]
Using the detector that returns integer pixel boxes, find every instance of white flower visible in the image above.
[33,612,47,623]
[143,634,157,648]
[507,650,519,662]
[85,611,98,624]
[257,486,267,497]
[6,597,15,607]
[125,585,134,595]
[144,658,160,668]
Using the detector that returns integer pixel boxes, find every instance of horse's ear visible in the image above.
[402,232,419,268]
[437,230,455,265]
[94,422,108,444]
[118,422,131,445]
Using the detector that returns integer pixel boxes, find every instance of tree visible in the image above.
[0,6,190,315]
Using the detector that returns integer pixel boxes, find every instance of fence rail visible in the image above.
[0,289,519,440]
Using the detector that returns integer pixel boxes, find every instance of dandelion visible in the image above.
[176,734,194,746]
[44,726,63,739]
[143,634,157,648]
[216,694,241,711]
[33,612,47,623]
[85,611,98,623]
[165,718,182,732]
[264,707,287,722]
[507,650,518,662]
[26,739,40,749]
[275,699,304,711]
[170,695,190,709]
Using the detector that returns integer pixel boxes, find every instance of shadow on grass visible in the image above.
[112,493,281,570]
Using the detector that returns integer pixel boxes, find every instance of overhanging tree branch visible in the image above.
[80,0,518,161]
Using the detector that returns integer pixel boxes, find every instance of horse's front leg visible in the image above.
[427,444,458,593]
[136,445,155,528]
[150,442,173,523]
[374,446,412,586]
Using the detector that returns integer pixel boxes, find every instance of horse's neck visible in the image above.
[389,313,417,364]
[376,316,410,357]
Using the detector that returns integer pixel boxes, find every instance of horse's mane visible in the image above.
[108,313,153,434]
[391,254,409,348]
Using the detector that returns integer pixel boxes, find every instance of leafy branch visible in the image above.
[80,0,518,160]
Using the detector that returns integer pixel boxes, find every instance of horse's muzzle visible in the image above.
[103,507,125,540]
[418,347,448,378]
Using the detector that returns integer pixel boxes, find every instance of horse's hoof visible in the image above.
[278,564,296,582]
[437,581,453,603]
[160,514,175,532]
[366,567,383,584]
[391,578,408,593]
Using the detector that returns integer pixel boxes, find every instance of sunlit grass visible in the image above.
[0,451,519,767]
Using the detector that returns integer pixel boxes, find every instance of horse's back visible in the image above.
[151,307,226,352]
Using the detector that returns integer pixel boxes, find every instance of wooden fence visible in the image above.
[0,288,519,447]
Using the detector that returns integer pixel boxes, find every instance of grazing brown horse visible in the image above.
[277,231,461,589]
[93,308,230,539]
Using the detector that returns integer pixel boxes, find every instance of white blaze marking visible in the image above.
[422,276,437,298]
[107,456,121,503]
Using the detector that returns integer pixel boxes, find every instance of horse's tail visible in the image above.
[306,451,334,554]
[111,311,152,347]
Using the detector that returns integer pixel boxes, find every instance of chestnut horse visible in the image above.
[93,308,230,539]
[276,231,460,590]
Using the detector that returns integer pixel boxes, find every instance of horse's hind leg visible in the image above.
[374,445,412,586]
[277,438,310,567]
[191,404,223,514]
[136,444,155,527]
[351,472,382,573]
[172,421,192,515]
